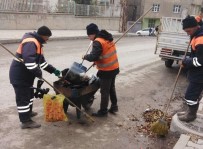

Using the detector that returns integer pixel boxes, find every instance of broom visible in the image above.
[150,41,190,136]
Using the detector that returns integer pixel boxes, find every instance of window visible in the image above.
[148,19,156,28]
[110,0,114,4]
[173,5,181,13]
[152,4,160,12]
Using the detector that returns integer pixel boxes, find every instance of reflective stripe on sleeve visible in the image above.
[193,57,202,67]
[40,62,48,69]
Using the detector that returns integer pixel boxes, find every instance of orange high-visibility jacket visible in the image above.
[94,38,119,71]
[17,38,42,55]
[16,38,50,70]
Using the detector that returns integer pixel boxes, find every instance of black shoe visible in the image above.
[92,110,108,117]
[31,111,38,117]
[108,106,118,114]
[21,120,41,129]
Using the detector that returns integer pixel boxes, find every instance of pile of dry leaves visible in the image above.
[137,109,172,136]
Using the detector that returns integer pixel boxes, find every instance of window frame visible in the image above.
[148,19,156,28]
[173,5,181,13]
[152,4,160,12]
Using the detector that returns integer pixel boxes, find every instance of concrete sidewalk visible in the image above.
[0,29,125,44]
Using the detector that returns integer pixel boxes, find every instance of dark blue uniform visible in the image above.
[183,26,203,106]
[9,32,56,122]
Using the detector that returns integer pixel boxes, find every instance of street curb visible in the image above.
[173,134,203,149]
[173,134,190,149]
[170,113,203,137]
[0,34,138,44]
[0,36,88,44]
[0,39,21,44]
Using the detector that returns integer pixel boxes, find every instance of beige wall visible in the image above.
[142,0,202,18]
[140,0,203,29]
[0,12,120,30]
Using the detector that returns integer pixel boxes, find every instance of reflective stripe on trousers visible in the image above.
[12,85,34,122]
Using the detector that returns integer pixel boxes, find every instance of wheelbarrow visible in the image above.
[53,62,100,119]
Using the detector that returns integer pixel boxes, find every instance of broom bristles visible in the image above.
[150,119,169,136]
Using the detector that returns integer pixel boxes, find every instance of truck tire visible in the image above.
[165,60,174,68]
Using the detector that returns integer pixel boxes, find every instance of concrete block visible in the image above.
[197,139,203,145]
[170,114,203,137]
[173,134,190,149]
[187,141,203,149]
[198,103,203,111]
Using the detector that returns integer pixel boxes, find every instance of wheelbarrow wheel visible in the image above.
[82,97,94,111]
[63,99,69,114]
[76,103,82,119]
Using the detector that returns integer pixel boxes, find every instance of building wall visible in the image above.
[142,18,160,29]
[140,0,203,29]
[0,12,119,30]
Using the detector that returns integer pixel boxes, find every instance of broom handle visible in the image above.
[114,6,153,44]
[84,7,153,69]
[85,63,94,73]
[163,42,190,117]
[81,41,93,65]
[0,43,95,122]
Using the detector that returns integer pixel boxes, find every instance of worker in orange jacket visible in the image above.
[178,16,203,122]
[83,23,119,117]
[9,26,61,129]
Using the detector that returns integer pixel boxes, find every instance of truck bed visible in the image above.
[155,17,190,62]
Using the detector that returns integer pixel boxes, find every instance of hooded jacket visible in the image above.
[183,26,203,83]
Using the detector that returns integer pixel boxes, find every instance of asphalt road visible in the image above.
[0,36,187,149]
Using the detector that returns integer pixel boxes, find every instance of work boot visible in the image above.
[92,109,108,117]
[30,111,38,117]
[108,105,118,114]
[178,104,199,122]
[177,106,188,116]
[21,120,41,129]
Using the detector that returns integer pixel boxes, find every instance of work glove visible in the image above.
[53,69,61,77]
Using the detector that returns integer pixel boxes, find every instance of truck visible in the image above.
[154,17,190,67]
